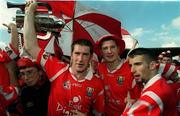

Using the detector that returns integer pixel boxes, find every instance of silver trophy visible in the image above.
[7,1,65,34]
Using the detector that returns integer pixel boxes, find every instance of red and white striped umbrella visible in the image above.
[37,0,122,56]
[121,28,138,49]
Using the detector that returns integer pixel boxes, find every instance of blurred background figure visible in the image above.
[17,56,50,116]
[172,59,180,66]
[157,53,163,63]
[161,50,173,64]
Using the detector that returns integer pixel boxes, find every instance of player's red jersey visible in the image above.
[169,83,180,115]
[0,85,19,116]
[97,59,141,116]
[37,50,105,116]
[0,63,10,87]
[0,44,19,116]
[0,44,19,87]
[122,74,178,116]
[0,44,19,63]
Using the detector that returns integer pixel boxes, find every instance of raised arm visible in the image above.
[3,23,19,51]
[23,2,40,60]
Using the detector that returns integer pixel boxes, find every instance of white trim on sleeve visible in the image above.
[49,65,69,82]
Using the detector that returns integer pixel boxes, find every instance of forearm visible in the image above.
[3,23,19,52]
[24,3,40,59]
[10,24,19,51]
[5,60,19,86]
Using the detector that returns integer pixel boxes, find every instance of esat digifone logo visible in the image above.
[117,76,124,85]
[86,87,94,97]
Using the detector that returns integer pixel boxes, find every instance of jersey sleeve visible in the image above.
[0,44,19,62]
[0,85,19,107]
[122,91,162,116]
[157,63,178,80]
[37,49,69,82]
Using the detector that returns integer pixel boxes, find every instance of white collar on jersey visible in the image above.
[107,59,125,73]
[142,73,161,92]
[69,67,93,82]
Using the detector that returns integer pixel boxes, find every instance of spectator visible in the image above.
[161,50,173,64]
[157,54,163,63]
[172,59,180,66]
[17,56,50,116]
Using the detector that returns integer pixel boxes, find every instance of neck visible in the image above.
[106,58,121,72]
[71,68,88,81]
[144,71,158,84]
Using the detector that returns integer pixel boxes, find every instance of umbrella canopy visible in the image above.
[121,28,138,49]
[38,0,122,56]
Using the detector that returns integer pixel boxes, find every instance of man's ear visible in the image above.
[149,61,157,70]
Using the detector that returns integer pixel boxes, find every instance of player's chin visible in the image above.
[26,82,34,86]
[135,78,142,83]
[76,67,87,73]
[134,76,142,82]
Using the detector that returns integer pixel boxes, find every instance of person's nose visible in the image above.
[107,47,112,53]
[78,54,84,62]
[23,74,29,81]
[131,65,135,73]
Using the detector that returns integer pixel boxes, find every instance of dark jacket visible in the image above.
[20,80,50,116]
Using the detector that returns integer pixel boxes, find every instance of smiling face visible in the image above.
[101,40,120,63]
[19,67,40,86]
[71,44,92,74]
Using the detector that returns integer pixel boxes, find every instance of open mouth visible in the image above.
[77,63,84,67]
[133,75,141,81]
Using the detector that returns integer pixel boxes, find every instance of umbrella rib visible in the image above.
[77,20,96,28]
[64,24,73,32]
[84,23,95,28]
[62,19,101,33]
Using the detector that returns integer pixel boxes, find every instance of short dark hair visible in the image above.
[128,48,156,62]
[100,37,118,49]
[71,39,93,55]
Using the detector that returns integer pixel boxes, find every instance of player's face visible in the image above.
[129,55,151,83]
[101,40,119,63]
[71,45,91,74]
[19,67,40,86]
